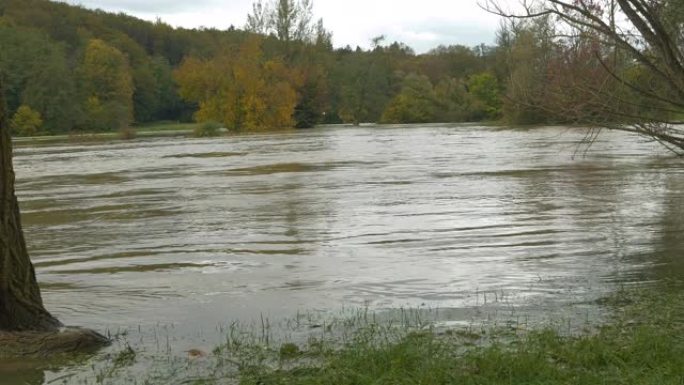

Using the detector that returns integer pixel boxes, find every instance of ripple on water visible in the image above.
[13,125,682,333]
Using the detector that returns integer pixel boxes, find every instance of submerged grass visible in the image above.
[65,286,683,385]
[234,288,684,385]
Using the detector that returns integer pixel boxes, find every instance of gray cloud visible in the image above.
[398,19,498,52]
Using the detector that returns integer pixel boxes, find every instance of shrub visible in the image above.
[10,105,43,136]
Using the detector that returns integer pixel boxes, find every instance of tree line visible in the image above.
[0,0,681,139]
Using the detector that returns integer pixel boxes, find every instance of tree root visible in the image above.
[0,327,110,358]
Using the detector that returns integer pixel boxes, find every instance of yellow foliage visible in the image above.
[80,39,134,129]
[174,36,298,131]
[10,105,42,136]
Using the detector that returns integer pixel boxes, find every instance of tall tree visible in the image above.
[486,0,684,153]
[0,25,81,134]
[175,37,298,131]
[0,79,61,332]
[79,39,135,131]
[497,19,556,124]
[381,73,437,123]
[246,0,271,34]
[467,72,502,120]
[246,0,319,43]
[335,42,397,125]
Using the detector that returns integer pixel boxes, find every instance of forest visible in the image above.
[0,0,681,136]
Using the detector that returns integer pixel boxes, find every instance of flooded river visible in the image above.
[9,124,684,380]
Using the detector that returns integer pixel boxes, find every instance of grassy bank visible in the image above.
[11,122,201,145]
[234,288,683,385]
[74,286,683,385]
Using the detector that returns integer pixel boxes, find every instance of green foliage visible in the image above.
[10,0,663,133]
[278,343,301,360]
[381,74,437,123]
[290,44,331,128]
[421,45,481,82]
[433,78,470,122]
[467,72,502,120]
[83,97,131,132]
[0,24,81,133]
[0,0,218,133]
[380,71,504,124]
[0,0,502,133]
[334,47,398,125]
[10,105,42,136]
[80,39,134,131]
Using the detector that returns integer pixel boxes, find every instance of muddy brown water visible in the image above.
[8,124,684,383]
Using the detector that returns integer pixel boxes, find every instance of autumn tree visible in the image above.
[175,36,298,131]
[495,13,631,126]
[10,105,42,136]
[496,19,555,124]
[79,39,134,131]
[485,0,684,153]
[245,0,331,127]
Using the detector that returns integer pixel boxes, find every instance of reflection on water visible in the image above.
[0,360,46,385]
[628,170,684,283]
[9,124,684,381]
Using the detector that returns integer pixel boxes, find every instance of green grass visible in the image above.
[54,287,684,384]
[233,288,684,385]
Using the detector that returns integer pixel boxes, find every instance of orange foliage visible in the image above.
[174,36,299,131]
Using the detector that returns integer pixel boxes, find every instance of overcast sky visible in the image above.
[60,0,505,53]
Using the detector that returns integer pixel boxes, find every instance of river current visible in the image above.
[10,124,684,378]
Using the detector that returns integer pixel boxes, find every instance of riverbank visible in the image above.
[66,285,681,385]
[233,287,684,385]
[11,122,201,145]
[10,121,498,145]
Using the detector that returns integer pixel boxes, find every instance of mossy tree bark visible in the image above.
[0,79,62,332]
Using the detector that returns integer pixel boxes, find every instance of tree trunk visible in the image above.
[0,79,62,332]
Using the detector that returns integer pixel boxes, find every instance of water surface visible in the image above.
[11,124,684,370]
